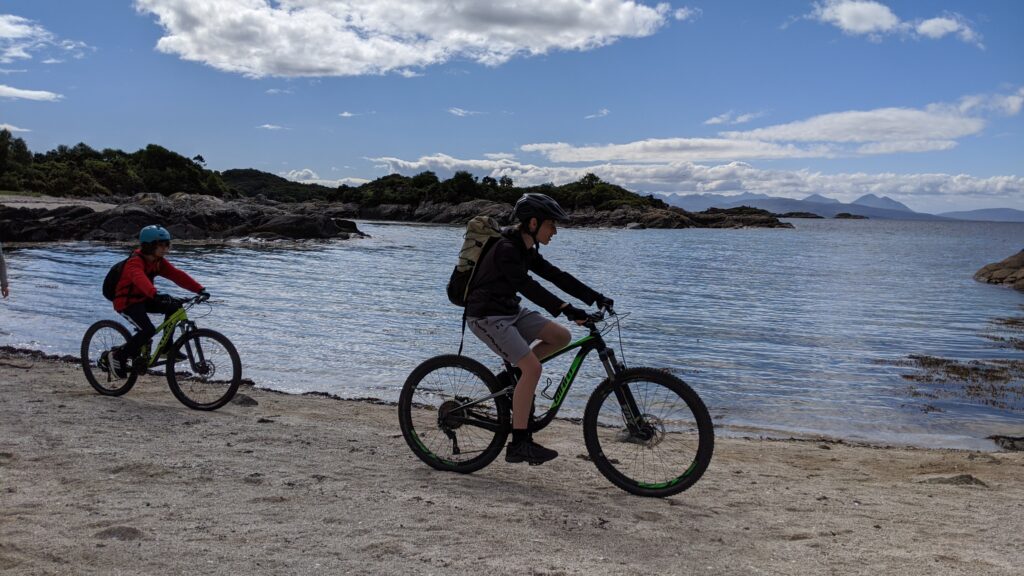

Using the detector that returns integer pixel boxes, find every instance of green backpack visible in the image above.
[446,215,502,307]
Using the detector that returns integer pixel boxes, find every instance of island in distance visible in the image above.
[664,192,1024,222]
[0,134,792,242]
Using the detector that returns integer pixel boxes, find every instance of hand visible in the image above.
[561,304,589,324]
[197,289,210,303]
[154,293,176,306]
[596,295,614,311]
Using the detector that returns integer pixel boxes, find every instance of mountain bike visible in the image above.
[80,294,242,411]
[398,308,714,497]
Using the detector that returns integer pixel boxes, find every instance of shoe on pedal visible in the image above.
[109,348,129,379]
[505,438,558,465]
[98,350,111,373]
[159,351,187,362]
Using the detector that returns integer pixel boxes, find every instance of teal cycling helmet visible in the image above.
[139,225,171,244]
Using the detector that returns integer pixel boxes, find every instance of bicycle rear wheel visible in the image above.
[398,354,510,473]
[583,367,714,497]
[81,320,138,396]
[165,328,242,411]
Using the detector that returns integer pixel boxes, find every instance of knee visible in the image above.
[550,324,571,348]
[517,354,542,378]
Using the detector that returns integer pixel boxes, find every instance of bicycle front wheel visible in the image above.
[81,320,138,396]
[583,367,714,497]
[165,328,242,411]
[398,354,511,473]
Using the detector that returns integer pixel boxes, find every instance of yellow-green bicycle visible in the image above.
[80,294,242,410]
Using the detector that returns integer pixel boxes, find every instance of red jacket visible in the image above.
[113,249,204,312]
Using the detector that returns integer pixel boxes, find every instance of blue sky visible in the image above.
[1,1,1022,212]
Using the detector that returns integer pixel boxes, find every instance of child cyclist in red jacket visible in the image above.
[107,225,208,378]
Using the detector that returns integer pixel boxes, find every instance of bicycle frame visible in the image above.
[135,304,198,369]
[495,317,643,435]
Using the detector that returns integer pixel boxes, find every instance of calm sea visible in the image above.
[2,219,1022,449]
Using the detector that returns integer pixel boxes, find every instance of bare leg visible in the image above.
[531,321,571,361]
[512,352,542,429]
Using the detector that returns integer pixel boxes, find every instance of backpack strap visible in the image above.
[457,310,467,356]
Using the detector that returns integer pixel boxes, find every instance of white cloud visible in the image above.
[484,152,517,160]
[704,110,764,125]
[0,122,29,132]
[855,140,957,155]
[522,88,1021,164]
[522,138,833,163]
[674,7,701,22]
[811,0,900,36]
[133,0,673,78]
[370,152,1024,207]
[257,123,286,130]
[0,14,91,63]
[958,88,1024,117]
[808,1,982,47]
[0,83,62,101]
[584,108,610,119]
[265,88,293,95]
[0,68,26,74]
[282,168,368,187]
[283,168,319,181]
[448,107,482,117]
[916,15,979,46]
[338,111,356,118]
[723,106,984,144]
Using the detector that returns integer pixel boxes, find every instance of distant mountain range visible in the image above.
[936,208,1024,223]
[663,192,1023,222]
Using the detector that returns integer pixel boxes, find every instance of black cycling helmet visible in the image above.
[513,193,570,224]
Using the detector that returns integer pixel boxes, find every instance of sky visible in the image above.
[1,0,1022,213]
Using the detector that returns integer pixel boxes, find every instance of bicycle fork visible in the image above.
[600,348,649,438]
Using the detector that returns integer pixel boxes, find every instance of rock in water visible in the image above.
[975,250,1024,292]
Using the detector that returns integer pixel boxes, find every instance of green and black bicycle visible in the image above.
[398,308,714,497]
[80,294,242,411]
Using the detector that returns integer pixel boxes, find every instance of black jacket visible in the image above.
[465,228,601,318]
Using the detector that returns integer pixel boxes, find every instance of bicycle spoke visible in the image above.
[590,376,707,489]
[401,358,507,470]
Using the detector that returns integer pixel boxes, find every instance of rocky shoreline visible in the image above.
[975,250,1024,292]
[0,193,791,242]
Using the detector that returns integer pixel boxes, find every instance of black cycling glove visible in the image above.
[154,293,176,307]
[596,294,615,311]
[197,289,210,302]
[561,304,589,322]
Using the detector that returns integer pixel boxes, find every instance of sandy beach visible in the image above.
[0,194,117,213]
[1,348,1022,575]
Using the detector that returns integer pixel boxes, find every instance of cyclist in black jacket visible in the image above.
[466,193,613,465]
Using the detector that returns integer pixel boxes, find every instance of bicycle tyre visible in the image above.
[165,328,242,411]
[81,320,138,396]
[398,354,511,474]
[583,367,714,497]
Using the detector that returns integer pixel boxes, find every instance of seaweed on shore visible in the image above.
[886,309,1024,412]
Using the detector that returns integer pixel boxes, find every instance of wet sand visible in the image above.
[1,349,1022,575]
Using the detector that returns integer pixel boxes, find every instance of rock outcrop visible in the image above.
[0,193,365,242]
[1,195,792,243]
[975,250,1024,292]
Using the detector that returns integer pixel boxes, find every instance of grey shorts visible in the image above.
[467,308,551,365]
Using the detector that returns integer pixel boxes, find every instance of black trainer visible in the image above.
[505,438,558,465]
[109,348,129,379]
